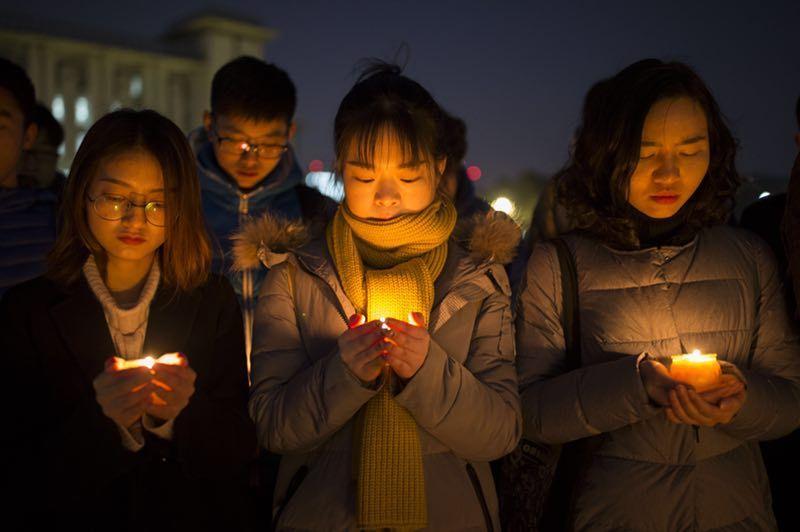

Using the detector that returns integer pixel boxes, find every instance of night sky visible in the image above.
[5,0,800,188]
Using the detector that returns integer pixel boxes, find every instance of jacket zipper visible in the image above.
[239,194,254,366]
[465,462,494,532]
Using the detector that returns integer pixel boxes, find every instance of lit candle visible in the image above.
[669,349,721,392]
[114,352,184,370]
[379,316,391,332]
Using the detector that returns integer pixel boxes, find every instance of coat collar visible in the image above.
[291,235,502,333]
[50,277,202,383]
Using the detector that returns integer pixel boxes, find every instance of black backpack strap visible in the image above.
[551,238,581,370]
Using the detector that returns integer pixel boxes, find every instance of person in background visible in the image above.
[0,58,57,297]
[516,59,800,530]
[189,56,334,361]
[2,109,255,531]
[244,62,521,531]
[22,102,67,195]
[759,94,800,530]
[439,110,490,220]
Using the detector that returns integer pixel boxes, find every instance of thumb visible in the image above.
[348,313,366,329]
[409,311,426,328]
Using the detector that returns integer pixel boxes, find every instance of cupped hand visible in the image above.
[383,312,430,381]
[338,315,390,385]
[146,355,196,422]
[93,359,154,429]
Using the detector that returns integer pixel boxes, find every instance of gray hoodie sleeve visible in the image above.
[248,262,377,454]
[394,267,522,461]
[516,242,660,445]
[717,235,800,440]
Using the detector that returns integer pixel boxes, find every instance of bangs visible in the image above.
[337,112,438,172]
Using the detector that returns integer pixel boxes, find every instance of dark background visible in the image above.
[4,0,799,191]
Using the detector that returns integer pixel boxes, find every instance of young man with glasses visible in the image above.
[189,56,333,361]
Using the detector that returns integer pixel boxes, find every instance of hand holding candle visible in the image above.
[382,312,430,381]
[144,355,196,422]
[93,358,154,429]
[665,350,746,427]
[338,315,388,385]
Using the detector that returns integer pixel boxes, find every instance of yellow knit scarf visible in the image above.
[327,198,457,530]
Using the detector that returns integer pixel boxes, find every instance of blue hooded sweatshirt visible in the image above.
[189,127,330,356]
[0,181,58,298]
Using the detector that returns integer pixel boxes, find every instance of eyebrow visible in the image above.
[98,177,164,193]
[0,109,12,119]
[346,159,427,170]
[641,135,708,148]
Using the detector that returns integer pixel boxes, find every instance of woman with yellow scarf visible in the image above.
[242,62,522,531]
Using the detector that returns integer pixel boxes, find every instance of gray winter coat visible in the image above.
[516,226,800,531]
[240,213,523,531]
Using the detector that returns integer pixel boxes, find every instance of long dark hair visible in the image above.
[48,109,212,292]
[556,59,741,249]
[333,61,447,176]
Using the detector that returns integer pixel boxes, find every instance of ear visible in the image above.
[203,111,213,133]
[22,122,38,150]
[287,121,297,142]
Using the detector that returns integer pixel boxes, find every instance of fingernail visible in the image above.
[348,314,365,328]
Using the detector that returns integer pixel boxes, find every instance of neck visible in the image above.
[0,170,19,189]
[630,200,695,249]
[103,254,155,305]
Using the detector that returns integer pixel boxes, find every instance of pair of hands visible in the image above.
[639,358,746,427]
[338,313,430,385]
[93,355,196,430]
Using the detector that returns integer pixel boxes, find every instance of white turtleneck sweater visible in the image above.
[83,256,175,452]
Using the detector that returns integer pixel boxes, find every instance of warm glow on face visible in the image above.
[628,97,710,219]
[342,129,441,221]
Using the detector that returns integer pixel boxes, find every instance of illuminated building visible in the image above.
[0,13,276,169]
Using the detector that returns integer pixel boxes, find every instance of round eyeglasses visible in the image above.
[87,194,166,227]
[212,127,289,160]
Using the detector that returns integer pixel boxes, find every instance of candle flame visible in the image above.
[142,356,156,369]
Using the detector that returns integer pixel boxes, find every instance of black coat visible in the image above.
[1,272,256,531]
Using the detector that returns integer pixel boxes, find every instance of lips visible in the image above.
[650,194,680,205]
[236,170,260,179]
[118,235,146,245]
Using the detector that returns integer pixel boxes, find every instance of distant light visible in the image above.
[129,74,143,99]
[75,97,91,125]
[51,95,65,121]
[466,165,482,181]
[75,131,86,152]
[308,159,325,173]
[491,196,515,216]
[305,171,343,202]
[759,191,771,199]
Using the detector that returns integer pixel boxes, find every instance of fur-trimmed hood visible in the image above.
[232,209,522,271]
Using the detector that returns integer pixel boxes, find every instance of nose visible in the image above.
[121,203,147,227]
[241,150,258,161]
[374,184,400,208]
[652,152,680,185]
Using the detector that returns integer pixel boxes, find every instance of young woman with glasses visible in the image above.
[1,109,256,530]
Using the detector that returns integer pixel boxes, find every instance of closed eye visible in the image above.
[400,177,422,183]
[680,151,701,157]
[639,154,655,160]
[353,177,374,183]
